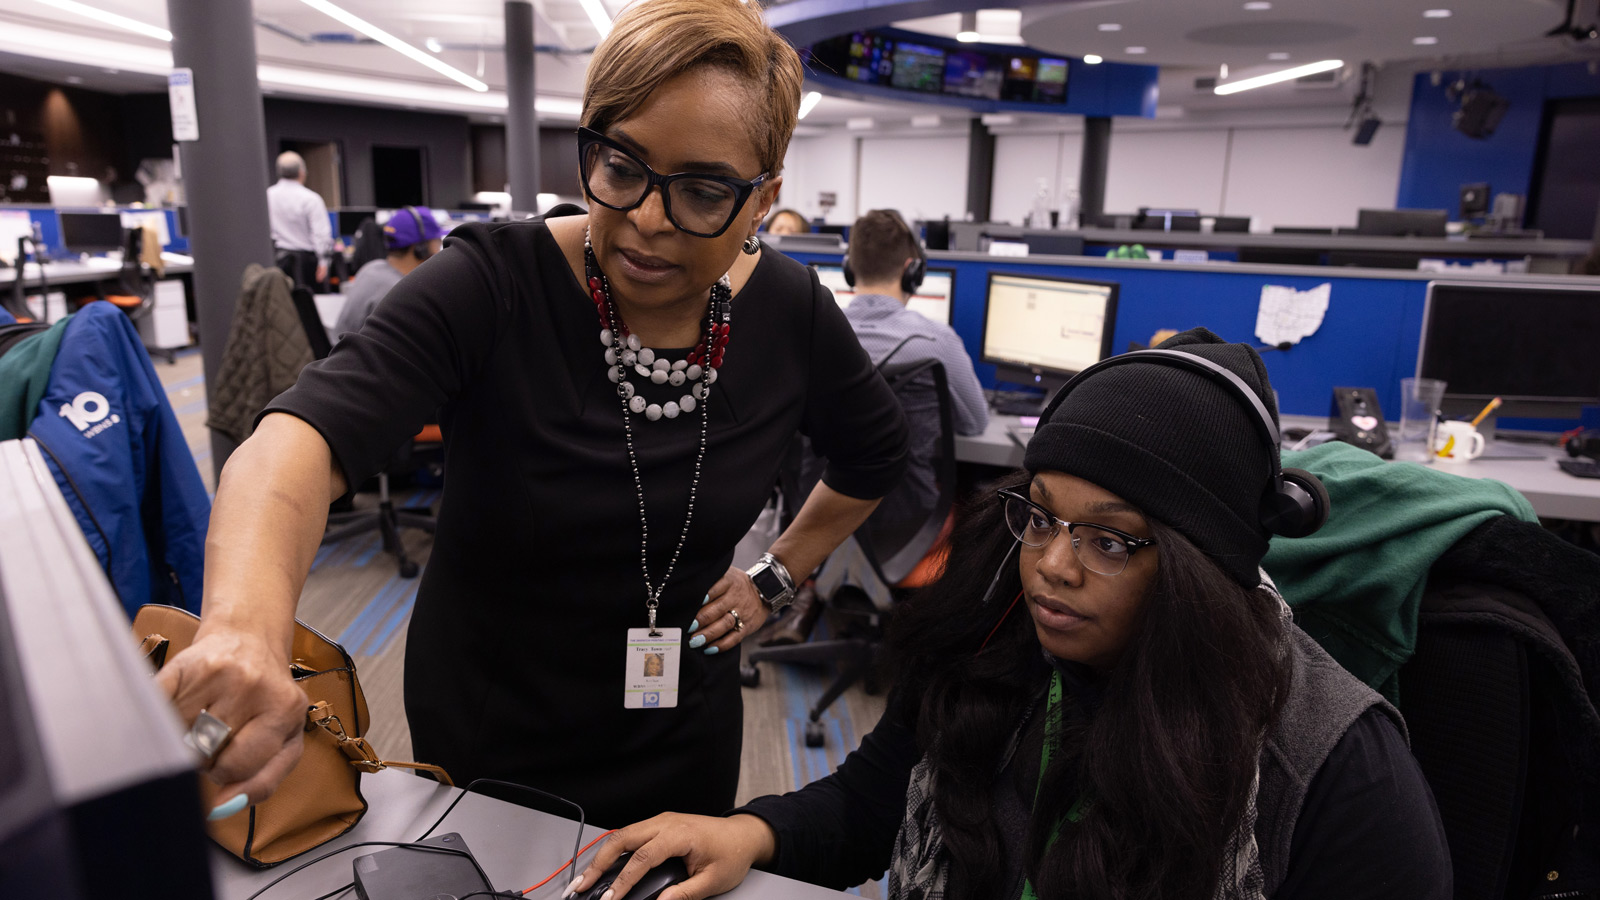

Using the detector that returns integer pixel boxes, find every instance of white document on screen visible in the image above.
[1255,282,1330,347]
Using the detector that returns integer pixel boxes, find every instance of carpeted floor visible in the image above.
[158,351,891,896]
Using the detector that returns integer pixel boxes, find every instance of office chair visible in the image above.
[289,286,437,578]
[743,357,958,748]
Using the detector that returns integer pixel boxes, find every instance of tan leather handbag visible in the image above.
[133,603,451,867]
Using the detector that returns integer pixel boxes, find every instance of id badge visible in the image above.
[624,628,682,709]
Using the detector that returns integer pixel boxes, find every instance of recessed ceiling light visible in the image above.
[65,74,83,84]
[956,30,980,42]
[1125,46,1147,54]
[1268,51,1290,60]
[1098,23,1121,31]
[1084,54,1104,64]
[1243,1,1272,10]
[1423,9,1452,18]
[424,36,442,53]
[1413,35,1439,45]
[1220,63,1230,79]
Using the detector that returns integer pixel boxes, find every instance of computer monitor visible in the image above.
[1418,281,1600,421]
[1020,233,1085,257]
[338,208,378,237]
[1211,216,1252,233]
[1272,226,1335,235]
[810,263,954,325]
[1355,208,1449,237]
[769,233,845,253]
[57,213,125,254]
[815,223,848,237]
[981,272,1119,403]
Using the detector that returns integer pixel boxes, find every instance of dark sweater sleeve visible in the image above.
[799,268,909,501]
[734,692,919,889]
[259,222,509,487]
[1274,707,1453,900]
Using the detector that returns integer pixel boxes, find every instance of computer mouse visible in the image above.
[576,851,690,900]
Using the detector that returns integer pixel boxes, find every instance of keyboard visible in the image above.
[1557,458,1600,479]
[990,390,1045,417]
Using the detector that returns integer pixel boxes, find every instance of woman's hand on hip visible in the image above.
[155,625,308,814]
[564,812,776,900]
[689,567,769,655]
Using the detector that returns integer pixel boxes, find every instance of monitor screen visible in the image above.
[338,209,377,237]
[1000,55,1038,102]
[57,213,124,254]
[891,41,946,93]
[847,31,895,85]
[943,50,1002,99]
[982,272,1118,379]
[1356,208,1448,237]
[1034,58,1069,103]
[1418,282,1600,419]
[811,263,954,325]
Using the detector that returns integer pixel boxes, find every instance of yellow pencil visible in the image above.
[1469,396,1502,428]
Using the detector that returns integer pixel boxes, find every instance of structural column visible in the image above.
[1078,116,1112,228]
[505,0,540,212]
[166,0,274,477]
[965,117,995,223]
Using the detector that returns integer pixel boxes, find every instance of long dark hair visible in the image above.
[888,475,1291,900]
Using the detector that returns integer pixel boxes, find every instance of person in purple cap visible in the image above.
[332,205,445,341]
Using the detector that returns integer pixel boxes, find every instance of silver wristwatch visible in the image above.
[745,552,797,613]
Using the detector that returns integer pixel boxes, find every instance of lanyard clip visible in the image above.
[648,606,661,637]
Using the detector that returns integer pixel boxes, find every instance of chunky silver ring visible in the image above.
[727,609,744,632]
[184,708,234,766]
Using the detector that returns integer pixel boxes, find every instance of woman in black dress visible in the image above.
[158,0,908,828]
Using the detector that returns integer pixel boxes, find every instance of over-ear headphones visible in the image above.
[403,206,433,262]
[843,210,926,296]
[1042,349,1331,539]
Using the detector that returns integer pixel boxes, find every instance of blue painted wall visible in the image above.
[1397,62,1600,220]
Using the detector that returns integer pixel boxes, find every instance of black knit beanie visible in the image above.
[1022,327,1278,587]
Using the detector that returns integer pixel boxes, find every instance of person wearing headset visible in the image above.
[567,328,1452,900]
[761,209,989,646]
[332,205,445,341]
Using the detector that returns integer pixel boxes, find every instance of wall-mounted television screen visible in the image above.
[891,41,946,93]
[1035,58,1069,103]
[944,50,1002,99]
[847,32,895,85]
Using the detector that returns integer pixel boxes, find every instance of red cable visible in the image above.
[979,590,1025,653]
[523,829,618,893]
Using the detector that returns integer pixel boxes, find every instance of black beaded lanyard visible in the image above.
[583,234,732,635]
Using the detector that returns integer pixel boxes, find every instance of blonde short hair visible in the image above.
[581,0,803,176]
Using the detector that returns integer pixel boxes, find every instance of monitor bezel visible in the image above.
[1417,279,1600,420]
[808,262,957,326]
[980,270,1120,383]
[57,212,126,254]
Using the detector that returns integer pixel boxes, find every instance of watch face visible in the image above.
[751,566,785,600]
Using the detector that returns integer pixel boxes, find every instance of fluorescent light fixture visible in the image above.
[31,0,171,42]
[473,190,511,205]
[296,0,488,91]
[425,37,442,53]
[911,114,941,127]
[1423,8,1452,17]
[845,117,875,130]
[797,90,822,120]
[1268,51,1290,60]
[1125,46,1147,54]
[1243,1,1272,9]
[1413,35,1439,45]
[579,0,613,38]
[1083,54,1103,64]
[1098,23,1122,31]
[1214,58,1343,94]
[956,11,979,42]
[980,113,1017,126]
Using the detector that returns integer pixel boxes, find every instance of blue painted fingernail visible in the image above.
[689,634,706,649]
[208,794,248,821]
[704,646,720,655]
[688,619,699,633]
[702,594,710,606]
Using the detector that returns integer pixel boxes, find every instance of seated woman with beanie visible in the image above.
[566,328,1453,900]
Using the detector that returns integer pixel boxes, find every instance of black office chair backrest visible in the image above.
[853,356,958,588]
[289,286,332,360]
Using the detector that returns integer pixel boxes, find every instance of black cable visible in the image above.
[308,883,355,900]
[416,777,587,898]
[242,841,485,900]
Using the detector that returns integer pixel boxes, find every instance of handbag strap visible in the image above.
[307,701,454,786]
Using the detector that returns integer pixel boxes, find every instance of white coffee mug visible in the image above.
[1432,420,1485,463]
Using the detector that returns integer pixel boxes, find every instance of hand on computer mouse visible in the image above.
[563,812,777,900]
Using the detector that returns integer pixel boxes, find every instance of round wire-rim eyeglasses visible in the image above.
[997,487,1157,577]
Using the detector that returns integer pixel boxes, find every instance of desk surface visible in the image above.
[211,769,853,900]
[0,257,193,287]
[957,413,1600,523]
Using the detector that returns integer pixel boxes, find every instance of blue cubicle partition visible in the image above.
[1,207,190,257]
[781,248,1434,423]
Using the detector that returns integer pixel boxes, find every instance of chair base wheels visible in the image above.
[739,663,760,687]
[804,721,826,748]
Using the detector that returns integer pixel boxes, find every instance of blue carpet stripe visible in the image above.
[164,373,205,393]
[364,576,422,655]
[339,569,414,652]
[174,398,207,416]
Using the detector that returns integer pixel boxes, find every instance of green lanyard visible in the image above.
[1019,669,1089,900]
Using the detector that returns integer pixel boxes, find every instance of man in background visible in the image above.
[333,206,443,341]
[267,151,332,291]
[762,209,988,645]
